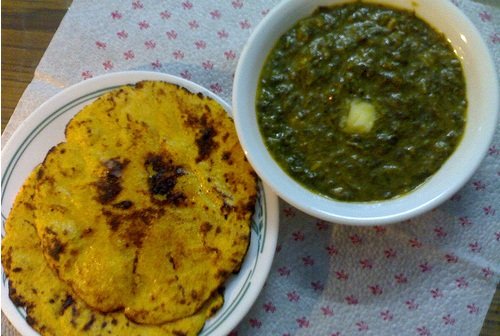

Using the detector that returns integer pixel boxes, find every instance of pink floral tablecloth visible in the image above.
[2,1,499,335]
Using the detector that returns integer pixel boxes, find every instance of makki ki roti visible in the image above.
[2,80,257,328]
[2,166,224,336]
[33,80,257,324]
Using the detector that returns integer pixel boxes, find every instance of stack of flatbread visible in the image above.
[2,81,257,335]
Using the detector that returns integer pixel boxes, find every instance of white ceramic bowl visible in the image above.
[233,0,499,225]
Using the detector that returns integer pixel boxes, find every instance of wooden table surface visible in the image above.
[1,1,499,335]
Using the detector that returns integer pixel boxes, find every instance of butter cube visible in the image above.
[343,100,376,133]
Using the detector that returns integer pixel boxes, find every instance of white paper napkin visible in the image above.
[2,1,499,335]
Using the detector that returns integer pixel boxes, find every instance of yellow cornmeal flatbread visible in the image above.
[2,167,224,336]
[32,81,257,324]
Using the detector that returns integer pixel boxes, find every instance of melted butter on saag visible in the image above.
[256,2,466,202]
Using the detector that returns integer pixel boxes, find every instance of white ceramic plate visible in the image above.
[1,71,279,336]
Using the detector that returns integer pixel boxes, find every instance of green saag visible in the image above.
[257,3,467,202]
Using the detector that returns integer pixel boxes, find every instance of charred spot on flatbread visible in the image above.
[145,153,187,206]
[195,123,218,162]
[43,227,66,262]
[94,158,130,204]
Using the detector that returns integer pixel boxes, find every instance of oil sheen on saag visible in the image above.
[256,3,466,201]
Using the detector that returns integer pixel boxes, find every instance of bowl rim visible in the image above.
[233,0,499,226]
